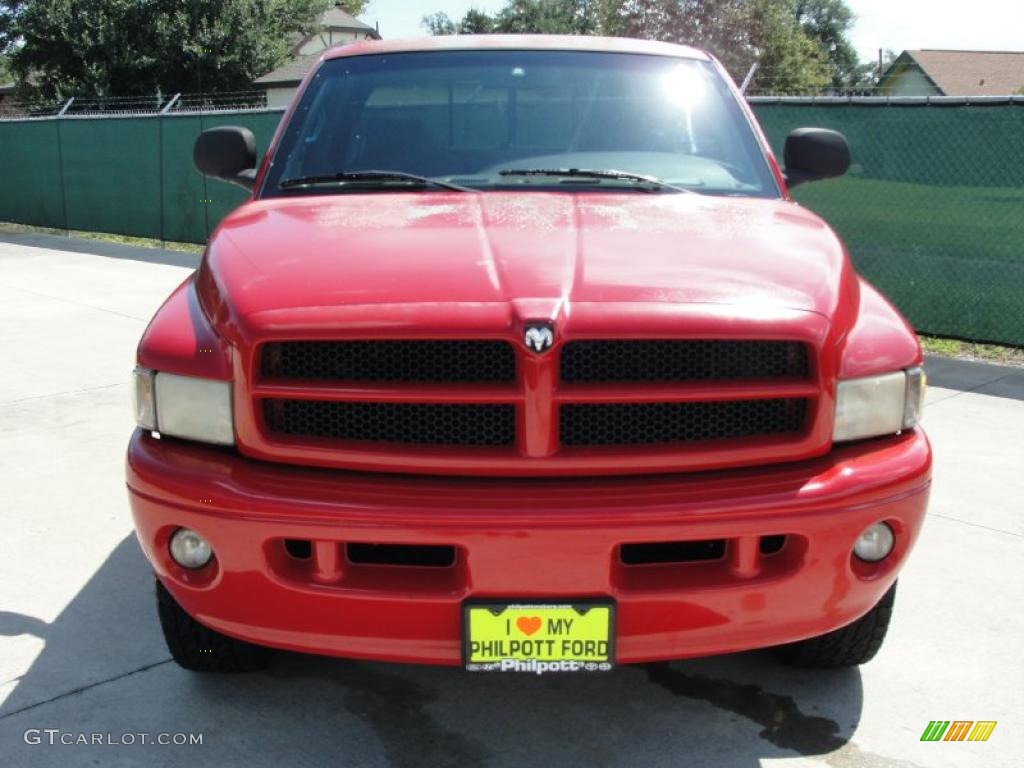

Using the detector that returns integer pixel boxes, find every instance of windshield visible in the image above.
[262,50,779,198]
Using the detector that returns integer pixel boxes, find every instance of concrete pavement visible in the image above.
[1,232,1021,767]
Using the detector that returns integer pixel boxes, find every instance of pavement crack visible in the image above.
[0,382,125,408]
[926,372,1016,406]
[0,658,173,721]
[0,280,149,322]
[929,512,1023,538]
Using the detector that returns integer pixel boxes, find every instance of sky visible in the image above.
[360,0,1024,62]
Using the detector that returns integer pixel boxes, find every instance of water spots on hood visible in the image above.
[306,198,475,231]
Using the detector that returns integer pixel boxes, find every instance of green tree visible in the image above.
[494,0,624,34]
[461,7,496,32]
[794,0,859,86]
[619,0,829,92]
[423,0,842,93]
[338,0,369,13]
[422,12,458,35]
[619,0,756,78]
[1,0,24,56]
[425,0,624,37]
[748,0,831,93]
[11,0,332,100]
[423,7,494,34]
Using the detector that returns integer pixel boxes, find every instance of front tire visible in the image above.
[156,579,272,672]
[776,582,897,668]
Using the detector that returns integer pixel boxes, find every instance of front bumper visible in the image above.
[127,429,931,665]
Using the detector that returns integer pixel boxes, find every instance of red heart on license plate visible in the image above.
[516,616,542,636]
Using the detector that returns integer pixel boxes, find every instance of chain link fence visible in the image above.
[0,91,267,118]
[752,97,1024,346]
[0,102,282,243]
[0,95,1022,345]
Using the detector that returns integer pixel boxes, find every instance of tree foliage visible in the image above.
[422,12,458,35]
[338,0,369,13]
[9,0,333,99]
[794,0,863,86]
[423,0,867,94]
[426,1,625,36]
[0,0,24,56]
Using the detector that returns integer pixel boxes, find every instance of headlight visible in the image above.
[131,368,234,445]
[132,367,157,430]
[833,367,925,442]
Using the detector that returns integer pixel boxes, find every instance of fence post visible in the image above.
[55,98,73,236]
[157,94,180,248]
[740,62,759,95]
[200,114,209,240]
[160,93,181,114]
[158,115,165,248]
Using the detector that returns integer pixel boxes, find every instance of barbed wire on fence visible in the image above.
[0,90,269,119]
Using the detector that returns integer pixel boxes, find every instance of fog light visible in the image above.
[169,528,213,569]
[853,522,894,562]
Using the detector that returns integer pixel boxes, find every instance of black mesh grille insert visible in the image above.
[621,540,726,565]
[560,399,808,446]
[560,340,809,382]
[262,399,515,446]
[261,340,516,383]
[347,543,456,567]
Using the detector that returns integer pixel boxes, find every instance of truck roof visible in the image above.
[322,34,709,62]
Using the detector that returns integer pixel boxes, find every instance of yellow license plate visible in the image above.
[463,602,614,673]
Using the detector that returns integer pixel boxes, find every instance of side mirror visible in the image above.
[194,126,257,190]
[783,127,850,188]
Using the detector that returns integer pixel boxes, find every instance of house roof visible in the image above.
[256,5,380,87]
[0,83,15,94]
[894,49,1024,96]
[254,53,321,87]
[321,6,378,34]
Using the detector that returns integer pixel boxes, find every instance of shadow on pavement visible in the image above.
[924,354,1024,402]
[0,535,873,767]
[0,232,201,269]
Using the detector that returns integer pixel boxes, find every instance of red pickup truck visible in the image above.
[127,36,930,675]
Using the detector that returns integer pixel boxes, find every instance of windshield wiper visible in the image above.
[280,170,474,193]
[497,168,694,194]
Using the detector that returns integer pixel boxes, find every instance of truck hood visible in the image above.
[201,191,853,339]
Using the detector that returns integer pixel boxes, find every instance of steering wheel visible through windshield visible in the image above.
[261,49,780,198]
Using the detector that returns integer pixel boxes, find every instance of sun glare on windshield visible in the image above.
[661,64,707,108]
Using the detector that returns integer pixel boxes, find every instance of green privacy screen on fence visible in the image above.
[0,110,284,244]
[753,101,1024,348]
[1,102,1022,344]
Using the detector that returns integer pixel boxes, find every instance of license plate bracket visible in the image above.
[463,600,615,673]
